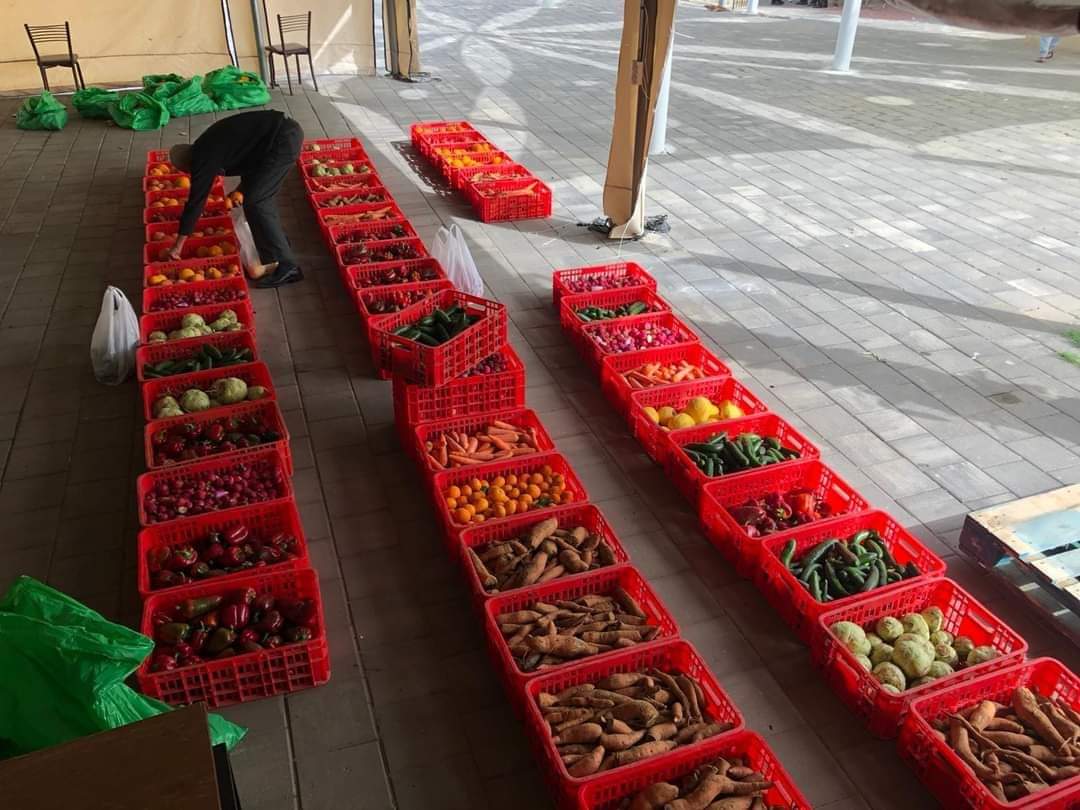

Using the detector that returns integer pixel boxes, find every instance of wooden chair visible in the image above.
[24,22,84,92]
[260,4,317,95]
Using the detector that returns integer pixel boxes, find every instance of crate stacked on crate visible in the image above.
[553,260,1079,808]
[132,150,329,709]
[411,120,552,223]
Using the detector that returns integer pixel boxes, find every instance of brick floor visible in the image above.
[3,2,1080,808]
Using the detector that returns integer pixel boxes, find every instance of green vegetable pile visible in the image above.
[830,609,1000,694]
[574,301,650,322]
[147,310,244,344]
[392,305,479,346]
[682,432,800,478]
[143,345,254,379]
[779,529,920,603]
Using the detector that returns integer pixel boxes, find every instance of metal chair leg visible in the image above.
[40,66,49,91]
[308,53,318,91]
[283,54,293,95]
[75,61,85,89]
[267,53,277,88]
[295,55,302,87]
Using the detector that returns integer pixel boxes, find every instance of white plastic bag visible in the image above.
[432,223,483,297]
[229,207,261,274]
[90,286,139,385]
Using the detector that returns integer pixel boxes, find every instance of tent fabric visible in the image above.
[602,0,676,238]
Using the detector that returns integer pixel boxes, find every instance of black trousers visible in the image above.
[241,118,304,267]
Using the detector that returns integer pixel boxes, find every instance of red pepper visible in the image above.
[205,423,226,442]
[165,437,186,457]
[203,541,225,562]
[256,609,283,633]
[153,570,185,588]
[264,634,283,648]
[284,625,313,643]
[200,610,219,628]
[790,490,818,520]
[281,599,314,625]
[238,627,262,644]
[147,547,171,572]
[728,504,767,527]
[225,525,249,546]
[188,627,209,653]
[220,601,250,630]
[253,594,275,613]
[151,429,170,447]
[151,610,173,627]
[176,652,203,668]
[236,587,257,605]
[221,546,246,567]
[235,639,263,654]
[166,546,198,570]
[150,653,177,672]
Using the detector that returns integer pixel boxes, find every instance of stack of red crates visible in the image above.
[411,120,552,223]
[294,129,808,808]
[132,151,328,708]
[553,262,1074,808]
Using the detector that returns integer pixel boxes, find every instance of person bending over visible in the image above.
[168,110,304,289]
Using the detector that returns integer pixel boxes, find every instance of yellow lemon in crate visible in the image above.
[657,406,677,426]
[669,413,696,430]
[718,400,745,420]
[643,406,660,425]
[684,396,714,424]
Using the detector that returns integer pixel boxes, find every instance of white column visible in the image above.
[745,0,759,15]
[649,32,675,155]
[831,0,862,72]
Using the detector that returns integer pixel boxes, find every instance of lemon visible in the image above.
[684,396,713,424]
[643,406,660,424]
[670,413,696,430]
[706,402,720,419]
[657,406,677,426]
[718,400,745,420]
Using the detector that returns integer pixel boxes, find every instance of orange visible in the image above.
[506,500,518,515]
[463,503,476,518]
[509,487,520,499]
[493,504,506,519]
[473,497,489,514]
[560,491,573,504]
[506,474,518,487]
[192,273,205,282]
[454,508,471,524]
[542,465,554,477]
[447,485,461,500]
[520,494,533,507]
[530,473,544,485]
[176,176,191,189]
[526,484,541,499]
[492,476,505,488]
[472,514,485,523]
[460,484,472,498]
[178,268,195,281]
[445,496,457,510]
[148,274,167,286]
[208,245,223,257]
[469,477,483,492]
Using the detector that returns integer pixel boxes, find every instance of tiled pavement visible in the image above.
[3,2,1080,808]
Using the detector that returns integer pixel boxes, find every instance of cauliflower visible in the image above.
[930,630,954,648]
[180,313,206,330]
[854,654,872,672]
[870,643,894,667]
[901,612,930,639]
[920,606,944,634]
[148,330,168,343]
[180,389,212,413]
[875,616,903,643]
[246,385,269,400]
[928,661,954,679]
[211,377,248,405]
[965,646,999,668]
[953,636,975,661]
[831,621,871,657]
[872,662,906,692]
[892,635,934,679]
[934,643,959,668]
[153,396,180,417]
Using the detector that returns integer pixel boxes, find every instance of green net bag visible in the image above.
[0,576,245,758]
[109,92,170,131]
[72,88,120,119]
[203,65,270,110]
[148,76,218,117]
[15,91,67,131]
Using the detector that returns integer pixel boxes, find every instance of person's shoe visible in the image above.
[253,264,304,288]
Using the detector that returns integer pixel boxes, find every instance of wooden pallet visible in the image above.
[960,484,1080,646]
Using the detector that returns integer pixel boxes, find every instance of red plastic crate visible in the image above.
[327,219,416,246]
[145,150,175,170]
[699,459,870,577]
[143,201,228,224]
[308,187,390,210]
[522,640,744,803]
[814,577,1028,739]
[142,174,215,193]
[756,510,948,643]
[136,567,329,707]
[146,188,229,209]
[558,287,671,337]
[430,141,501,167]
[410,120,476,146]
[421,129,489,157]
[483,565,677,688]
[346,258,446,291]
[335,237,428,271]
[392,343,526,446]
[370,289,507,386]
[469,177,552,223]
[412,407,555,472]
[453,161,530,190]
[142,277,248,314]
[577,730,811,810]
[136,499,308,598]
[143,257,244,288]
[552,262,657,307]
[143,234,237,266]
[141,361,275,421]
[136,447,291,527]
[899,658,1080,810]
[139,300,254,344]
[578,311,700,374]
[301,157,371,176]
[661,412,820,507]
[144,400,291,473]
[626,376,769,462]
[357,280,452,330]
[445,151,514,186]
[430,452,588,545]
[303,168,382,194]
[600,342,733,417]
[137,330,258,383]
[146,216,234,244]
[456,503,630,603]
[315,201,406,231]
[300,136,366,161]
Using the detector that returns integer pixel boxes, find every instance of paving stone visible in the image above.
[986,459,1063,499]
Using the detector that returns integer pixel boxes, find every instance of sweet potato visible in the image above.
[568,745,605,777]
[1014,688,1066,749]
[611,699,660,728]
[554,722,603,745]
[610,739,677,765]
[627,782,679,810]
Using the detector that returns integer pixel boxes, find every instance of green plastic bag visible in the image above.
[15,91,67,131]
[0,577,245,759]
[72,88,120,119]
[109,92,169,131]
[203,65,270,110]
[149,76,218,117]
[142,73,186,92]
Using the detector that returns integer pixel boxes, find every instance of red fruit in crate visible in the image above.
[176,652,204,668]
[219,602,250,630]
[205,423,226,443]
[165,437,186,457]
[166,546,198,570]
[150,653,177,672]
[255,609,283,633]
[264,634,283,648]
[151,429,170,447]
[203,541,225,562]
[153,569,185,588]
[180,422,202,439]
[281,599,314,626]
[188,627,209,653]
[225,525,249,546]
[235,586,257,605]
[238,627,262,645]
[253,593,275,613]
[221,546,246,567]
[284,625,313,643]
[147,546,171,572]
[151,610,173,627]
[235,639,263,654]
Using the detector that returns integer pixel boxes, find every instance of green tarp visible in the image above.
[15,92,67,131]
[72,88,120,119]
[203,66,271,110]
[0,576,245,759]
[109,92,170,131]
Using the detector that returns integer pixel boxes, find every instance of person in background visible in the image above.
[1038,34,1060,61]
[168,110,305,289]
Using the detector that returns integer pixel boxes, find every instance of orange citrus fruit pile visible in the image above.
[442,464,574,525]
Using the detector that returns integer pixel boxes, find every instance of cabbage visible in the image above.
[934,643,959,668]
[892,636,934,679]
[929,630,953,648]
[148,330,168,343]
[928,661,954,679]
[853,654,872,672]
[872,662,906,692]
[953,636,975,660]
[966,645,999,667]
[155,404,184,418]
[920,606,944,634]
[180,389,212,413]
[218,309,238,324]
[901,612,930,639]
[875,616,903,643]
[830,621,871,657]
[870,643,894,667]
[866,632,883,649]
[246,385,269,400]
[212,377,248,405]
[209,317,233,332]
[153,396,180,417]
[181,313,206,329]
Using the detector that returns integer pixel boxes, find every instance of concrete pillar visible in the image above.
[831,0,862,72]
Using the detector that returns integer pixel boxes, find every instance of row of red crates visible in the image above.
[290,131,811,809]
[130,148,330,708]
[554,261,1079,809]
[411,119,552,223]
